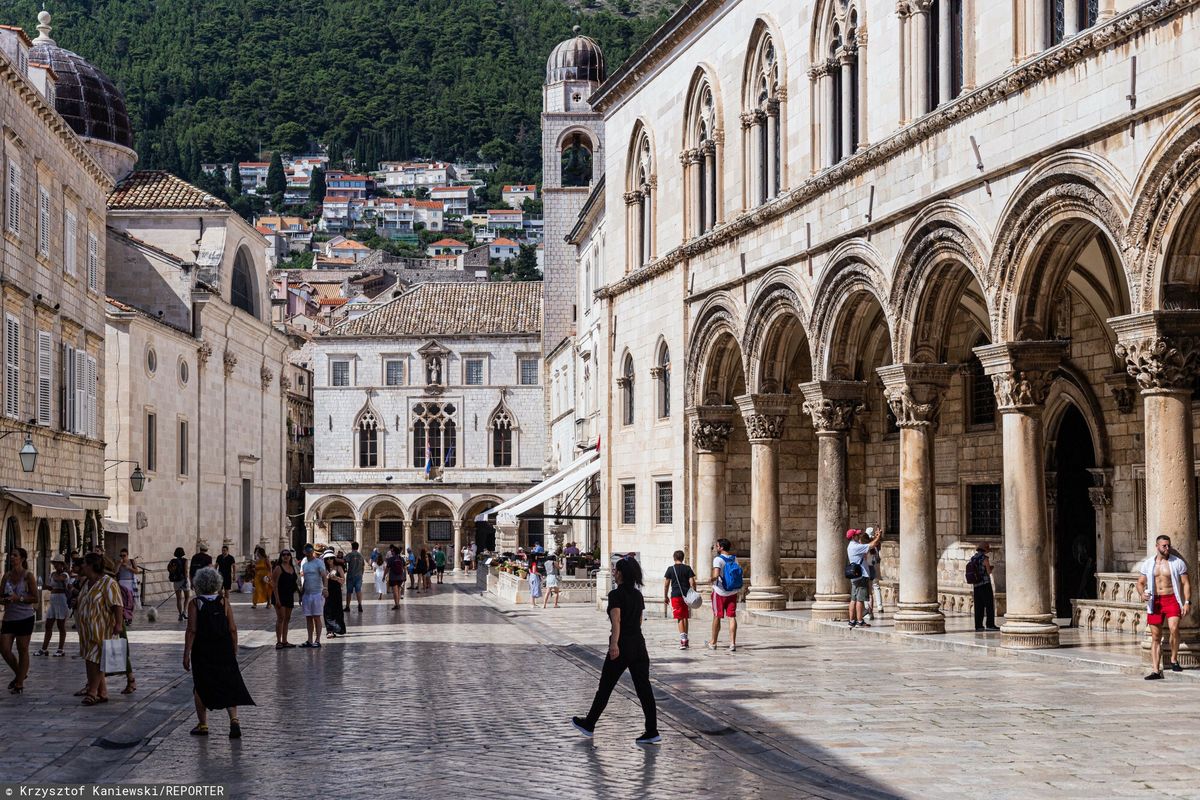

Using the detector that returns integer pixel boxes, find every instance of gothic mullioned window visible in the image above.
[490,408,514,467]
[813,3,864,166]
[684,75,721,235]
[1045,0,1099,47]
[653,342,671,420]
[921,0,965,113]
[625,126,654,270]
[744,28,783,204]
[619,354,635,426]
[356,409,379,468]
[412,402,457,470]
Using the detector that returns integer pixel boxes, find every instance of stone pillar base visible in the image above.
[1000,619,1060,649]
[745,586,787,611]
[893,605,945,635]
[812,596,849,620]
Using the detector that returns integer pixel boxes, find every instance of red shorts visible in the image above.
[1147,593,1182,626]
[712,592,738,619]
[670,597,690,620]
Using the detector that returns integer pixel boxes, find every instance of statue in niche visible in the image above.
[426,356,443,385]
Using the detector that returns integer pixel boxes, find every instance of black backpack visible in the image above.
[965,553,987,585]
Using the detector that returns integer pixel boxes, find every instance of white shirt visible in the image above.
[712,554,738,597]
[1139,554,1188,613]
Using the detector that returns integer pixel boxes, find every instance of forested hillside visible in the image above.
[0,0,671,178]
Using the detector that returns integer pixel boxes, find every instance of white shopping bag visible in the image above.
[101,636,127,676]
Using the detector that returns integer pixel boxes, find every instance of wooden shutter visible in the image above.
[74,349,86,435]
[6,162,19,235]
[38,186,49,256]
[86,233,98,292]
[86,355,97,439]
[4,315,19,418]
[36,330,51,426]
[64,212,76,276]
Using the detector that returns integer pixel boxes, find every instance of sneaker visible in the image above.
[229,721,242,739]
[635,731,662,745]
[299,641,314,648]
[705,641,717,650]
[728,644,737,653]
[848,620,858,628]
[1145,671,1164,680]
[571,717,594,738]
[52,650,65,657]
[178,613,185,621]
[986,626,1002,631]
[1171,662,1183,672]
[678,642,687,650]
[33,648,48,656]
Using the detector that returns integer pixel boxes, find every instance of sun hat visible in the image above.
[865,527,876,536]
[321,550,335,559]
[51,553,67,564]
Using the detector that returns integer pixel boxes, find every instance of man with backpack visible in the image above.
[846,528,882,628]
[967,543,1000,632]
[707,539,743,652]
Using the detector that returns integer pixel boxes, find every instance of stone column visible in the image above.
[623,191,641,268]
[1064,1,1080,37]
[1099,0,1118,20]
[838,48,855,157]
[800,381,866,620]
[452,520,465,571]
[896,4,910,123]
[353,520,364,546]
[975,341,1067,649]
[912,3,930,113]
[703,141,717,229]
[765,101,779,200]
[750,112,765,205]
[495,521,519,554]
[822,66,837,166]
[640,184,652,265]
[878,364,955,634]
[734,394,790,610]
[1032,0,1046,52]
[937,0,952,103]
[1112,311,1200,665]
[688,406,733,590]
[684,148,702,236]
[1086,468,1114,574]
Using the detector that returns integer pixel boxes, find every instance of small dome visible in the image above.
[545,28,606,85]
[30,13,134,150]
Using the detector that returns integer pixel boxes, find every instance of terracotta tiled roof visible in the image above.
[109,171,228,211]
[310,283,345,301]
[491,237,519,246]
[332,281,541,337]
[502,184,536,192]
[430,238,467,247]
[332,239,369,250]
[488,208,521,216]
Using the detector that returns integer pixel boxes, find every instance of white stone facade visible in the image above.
[559,0,1200,651]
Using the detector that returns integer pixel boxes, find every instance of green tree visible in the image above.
[229,162,243,196]
[513,244,541,281]
[266,152,287,195]
[273,121,309,154]
[309,167,327,203]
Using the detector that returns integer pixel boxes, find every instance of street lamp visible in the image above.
[0,430,37,473]
[104,460,147,493]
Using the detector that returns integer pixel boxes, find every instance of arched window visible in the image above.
[744,29,783,204]
[561,132,594,187]
[815,4,863,166]
[3,516,18,556]
[619,354,635,426]
[356,409,379,468]
[230,247,258,319]
[653,343,671,419]
[412,402,458,470]
[924,1,964,112]
[685,76,721,235]
[1044,0,1098,47]
[625,127,654,270]
[491,408,514,467]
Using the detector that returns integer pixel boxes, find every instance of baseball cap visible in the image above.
[845,529,861,540]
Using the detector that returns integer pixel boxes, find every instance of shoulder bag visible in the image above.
[672,565,703,609]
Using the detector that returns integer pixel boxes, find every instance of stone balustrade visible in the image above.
[1070,572,1144,634]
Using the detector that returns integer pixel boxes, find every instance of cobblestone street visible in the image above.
[4,577,1198,799]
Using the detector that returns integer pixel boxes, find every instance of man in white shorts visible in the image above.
[299,549,328,648]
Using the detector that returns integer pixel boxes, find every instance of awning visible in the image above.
[102,518,130,535]
[70,493,109,511]
[478,448,600,526]
[2,489,85,521]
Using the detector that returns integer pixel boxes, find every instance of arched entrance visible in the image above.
[36,519,50,586]
[1052,404,1097,618]
[462,497,501,553]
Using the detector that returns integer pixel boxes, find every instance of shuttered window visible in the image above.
[86,355,97,438]
[36,330,51,426]
[74,349,86,435]
[86,232,99,292]
[64,212,76,276]
[7,161,20,236]
[4,315,19,418]
[37,186,49,257]
[61,344,74,432]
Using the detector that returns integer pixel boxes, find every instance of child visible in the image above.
[528,558,543,608]
[34,556,70,656]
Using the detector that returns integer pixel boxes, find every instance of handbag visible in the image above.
[844,562,863,580]
[672,565,703,609]
[101,636,128,676]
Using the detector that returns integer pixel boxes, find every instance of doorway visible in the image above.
[1053,404,1097,618]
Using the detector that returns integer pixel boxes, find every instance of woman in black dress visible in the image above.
[572,555,660,745]
[322,552,346,637]
[271,550,299,649]
[183,567,254,738]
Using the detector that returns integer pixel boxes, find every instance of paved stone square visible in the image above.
[3,578,1197,799]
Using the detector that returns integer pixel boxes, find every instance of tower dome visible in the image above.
[29,11,136,181]
[545,27,606,85]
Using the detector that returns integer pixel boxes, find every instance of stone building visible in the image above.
[103,171,291,594]
[564,0,1200,657]
[0,14,115,583]
[284,357,314,550]
[304,281,546,561]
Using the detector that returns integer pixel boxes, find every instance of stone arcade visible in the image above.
[551,0,1200,659]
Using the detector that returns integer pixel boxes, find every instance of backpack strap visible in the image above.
[671,565,684,596]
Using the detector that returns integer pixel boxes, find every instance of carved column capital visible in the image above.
[711,127,725,146]
[739,111,756,129]
[260,365,274,390]
[1103,371,1137,414]
[734,393,790,442]
[196,340,213,366]
[799,380,866,433]
[687,405,735,453]
[623,190,642,206]
[877,364,955,429]
[910,0,933,14]
[1086,467,1114,509]
[222,350,238,377]
[973,341,1067,412]
[1110,311,1200,394]
[836,45,857,66]
[280,374,292,391]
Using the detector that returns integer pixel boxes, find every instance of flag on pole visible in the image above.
[444,444,455,468]
[424,435,433,478]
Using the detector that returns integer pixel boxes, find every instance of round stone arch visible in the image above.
[556,126,599,188]
[306,494,358,545]
[686,295,745,408]
[359,495,406,550]
[1126,96,1200,312]
[742,274,813,394]
[409,495,458,555]
[989,151,1134,341]
[230,243,261,320]
[890,201,993,363]
[809,240,893,380]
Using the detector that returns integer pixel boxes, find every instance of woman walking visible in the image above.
[35,555,70,656]
[527,558,543,608]
[168,547,190,621]
[184,567,254,737]
[116,549,140,606]
[1,548,37,693]
[251,546,271,609]
[542,555,562,609]
[76,553,123,705]
[571,555,660,745]
[271,550,298,649]
[323,551,346,638]
[373,553,386,600]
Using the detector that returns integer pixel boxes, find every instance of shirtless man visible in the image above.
[1136,535,1191,680]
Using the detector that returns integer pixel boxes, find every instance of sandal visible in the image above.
[189,724,209,736]
[121,682,136,694]
[74,687,89,697]
[275,643,285,650]
[81,695,100,706]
